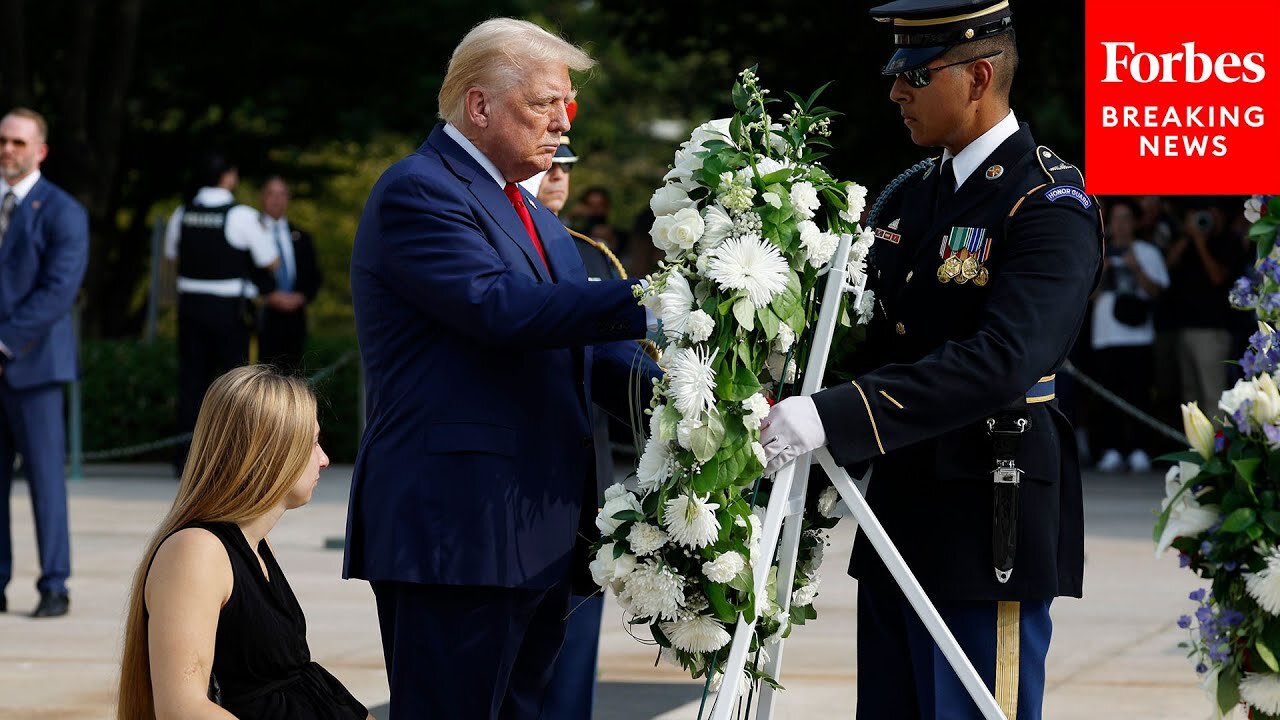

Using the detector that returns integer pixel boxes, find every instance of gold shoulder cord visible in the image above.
[567,228,627,279]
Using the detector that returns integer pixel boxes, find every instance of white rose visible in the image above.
[590,543,638,588]
[689,119,733,149]
[790,181,820,220]
[651,184,695,217]
[700,204,734,250]
[650,215,678,256]
[669,207,705,251]
[663,147,703,190]
[685,310,715,343]
[604,483,629,502]
[597,490,643,535]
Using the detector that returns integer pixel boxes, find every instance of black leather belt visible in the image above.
[987,411,1029,584]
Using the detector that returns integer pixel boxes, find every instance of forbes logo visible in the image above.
[1101,42,1265,83]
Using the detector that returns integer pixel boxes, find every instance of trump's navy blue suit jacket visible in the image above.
[0,176,88,388]
[344,124,653,590]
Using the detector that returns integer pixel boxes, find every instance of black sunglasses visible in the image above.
[899,50,1003,89]
[550,161,574,173]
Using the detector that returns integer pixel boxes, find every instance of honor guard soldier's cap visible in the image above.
[551,138,578,166]
[869,0,1014,75]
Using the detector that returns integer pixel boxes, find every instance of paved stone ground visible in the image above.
[0,463,1222,719]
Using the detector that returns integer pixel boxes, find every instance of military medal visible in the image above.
[975,266,990,286]
[937,228,967,283]
[960,255,979,280]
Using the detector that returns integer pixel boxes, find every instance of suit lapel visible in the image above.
[427,126,552,282]
[0,177,48,264]
[529,195,577,282]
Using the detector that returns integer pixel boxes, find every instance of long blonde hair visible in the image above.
[117,365,318,719]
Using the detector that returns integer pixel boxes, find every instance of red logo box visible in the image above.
[1085,0,1280,194]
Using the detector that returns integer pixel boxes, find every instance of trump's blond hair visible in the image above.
[437,17,593,126]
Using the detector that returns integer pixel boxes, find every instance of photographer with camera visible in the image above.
[1090,197,1169,473]
[1162,199,1246,414]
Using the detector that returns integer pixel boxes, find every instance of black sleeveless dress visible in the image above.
[180,522,367,719]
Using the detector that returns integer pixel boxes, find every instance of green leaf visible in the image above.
[717,361,762,403]
[1217,664,1241,715]
[1220,507,1257,533]
[806,81,834,108]
[691,456,720,494]
[1156,450,1205,465]
[1235,457,1262,484]
[728,566,753,595]
[733,297,756,331]
[660,404,681,442]
[705,581,739,624]
[690,411,727,463]
[612,509,646,523]
[613,542,626,559]
[1262,510,1280,536]
[731,82,749,113]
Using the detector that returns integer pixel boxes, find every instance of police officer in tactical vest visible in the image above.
[164,153,280,474]
[761,2,1104,718]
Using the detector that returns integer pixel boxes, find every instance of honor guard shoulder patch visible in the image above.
[1043,186,1093,209]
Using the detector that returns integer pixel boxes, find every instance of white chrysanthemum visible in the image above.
[751,441,766,467]
[850,226,875,265]
[628,523,669,557]
[636,436,674,494]
[1246,547,1280,615]
[800,225,839,268]
[706,235,791,308]
[776,324,795,353]
[649,404,666,439]
[660,615,732,653]
[741,393,771,431]
[597,488,643,535]
[790,182,821,220]
[766,352,797,383]
[700,204,734,250]
[590,543,637,590]
[620,561,686,621]
[840,183,869,224]
[702,551,746,583]
[685,310,715,343]
[657,272,695,340]
[669,207,705,252]
[676,415,703,450]
[663,493,721,549]
[668,346,718,417]
[793,581,820,607]
[818,486,841,518]
[651,184,695,217]
[1241,673,1280,714]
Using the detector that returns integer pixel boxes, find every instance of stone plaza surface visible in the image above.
[0,463,1215,719]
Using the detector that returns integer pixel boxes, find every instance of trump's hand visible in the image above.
[760,395,827,475]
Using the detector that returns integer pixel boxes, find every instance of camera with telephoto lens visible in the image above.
[1192,211,1215,233]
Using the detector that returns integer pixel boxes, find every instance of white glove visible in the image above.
[760,395,827,475]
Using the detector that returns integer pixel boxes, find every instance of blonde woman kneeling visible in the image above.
[117,366,372,720]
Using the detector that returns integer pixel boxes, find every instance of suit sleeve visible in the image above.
[812,186,1102,467]
[0,199,90,356]
[591,340,662,427]
[375,173,646,349]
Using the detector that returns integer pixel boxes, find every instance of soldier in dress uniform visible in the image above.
[761,2,1103,718]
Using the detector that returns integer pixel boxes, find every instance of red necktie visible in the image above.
[503,183,549,269]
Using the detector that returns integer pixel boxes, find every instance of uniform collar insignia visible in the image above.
[985,165,1003,180]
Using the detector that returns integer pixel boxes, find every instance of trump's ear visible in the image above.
[465,87,491,129]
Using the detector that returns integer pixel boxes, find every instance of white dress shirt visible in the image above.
[443,123,507,187]
[163,187,278,297]
[940,110,1019,190]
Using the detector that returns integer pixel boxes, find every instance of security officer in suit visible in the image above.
[0,108,89,618]
[761,2,1103,718]
[257,176,322,375]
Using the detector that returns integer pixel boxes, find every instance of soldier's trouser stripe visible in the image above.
[996,600,1021,720]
